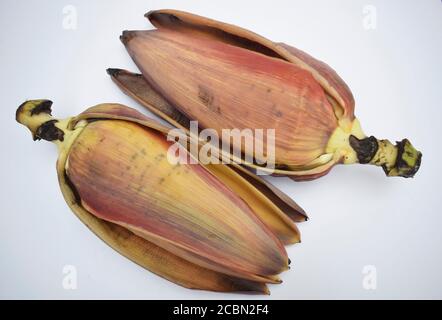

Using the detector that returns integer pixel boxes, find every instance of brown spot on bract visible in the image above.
[198,85,220,114]
[270,104,283,117]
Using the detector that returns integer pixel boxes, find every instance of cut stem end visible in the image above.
[349,135,422,178]
[16,100,65,142]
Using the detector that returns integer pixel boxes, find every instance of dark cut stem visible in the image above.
[16,100,65,142]
[349,135,378,164]
[35,120,65,142]
[349,135,422,178]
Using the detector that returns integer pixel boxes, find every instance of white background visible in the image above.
[1,0,441,299]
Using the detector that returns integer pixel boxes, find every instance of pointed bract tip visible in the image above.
[120,30,137,45]
[106,68,123,77]
[144,10,181,25]
[144,10,154,19]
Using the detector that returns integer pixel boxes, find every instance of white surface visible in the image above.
[1,0,441,299]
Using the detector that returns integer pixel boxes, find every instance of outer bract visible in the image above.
[116,9,421,180]
[16,100,306,293]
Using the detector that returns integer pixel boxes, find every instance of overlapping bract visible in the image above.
[16,101,306,293]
